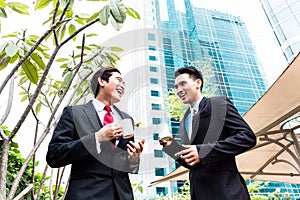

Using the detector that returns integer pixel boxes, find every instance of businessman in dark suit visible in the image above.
[46,67,145,199]
[160,67,256,200]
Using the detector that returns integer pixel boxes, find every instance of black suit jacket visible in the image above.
[46,100,136,200]
[164,96,256,200]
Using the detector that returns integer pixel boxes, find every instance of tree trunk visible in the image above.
[0,138,10,200]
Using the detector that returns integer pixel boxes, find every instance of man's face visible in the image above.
[100,72,125,103]
[174,73,201,106]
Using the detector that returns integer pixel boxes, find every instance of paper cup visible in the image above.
[119,118,134,139]
[158,123,172,142]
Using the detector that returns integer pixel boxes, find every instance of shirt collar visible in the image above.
[92,99,111,112]
[191,96,203,113]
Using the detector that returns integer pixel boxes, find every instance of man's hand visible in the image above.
[127,139,145,164]
[158,135,173,147]
[175,145,200,166]
[96,122,123,142]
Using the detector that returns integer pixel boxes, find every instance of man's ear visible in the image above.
[98,77,105,87]
[196,79,202,89]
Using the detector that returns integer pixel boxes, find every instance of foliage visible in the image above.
[0,126,62,199]
[131,182,143,200]
[247,181,291,200]
[0,0,141,199]
[155,180,292,200]
[155,181,190,200]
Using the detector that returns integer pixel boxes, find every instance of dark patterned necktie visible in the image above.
[103,106,115,150]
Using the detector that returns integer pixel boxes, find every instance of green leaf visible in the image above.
[2,33,16,38]
[68,24,76,35]
[110,0,126,23]
[11,142,19,148]
[60,23,67,41]
[110,46,123,52]
[126,7,140,19]
[20,95,28,102]
[87,11,99,23]
[19,76,27,85]
[0,55,10,70]
[99,4,110,25]
[30,52,46,70]
[0,42,8,53]
[62,71,72,86]
[35,102,41,115]
[109,16,122,31]
[7,2,29,15]
[0,0,5,8]
[0,8,7,18]
[86,33,98,37]
[5,43,18,57]
[56,58,69,62]
[9,53,19,63]
[21,60,38,84]
[34,0,52,10]
[59,0,74,11]
[59,63,68,69]
[137,185,143,193]
[65,8,73,18]
[75,17,84,25]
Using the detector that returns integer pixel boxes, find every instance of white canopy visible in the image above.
[150,53,300,186]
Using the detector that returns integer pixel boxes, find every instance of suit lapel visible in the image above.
[190,97,206,144]
[82,100,102,131]
[181,109,190,144]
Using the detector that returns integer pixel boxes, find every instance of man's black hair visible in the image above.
[174,66,203,91]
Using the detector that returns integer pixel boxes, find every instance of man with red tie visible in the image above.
[46,67,145,199]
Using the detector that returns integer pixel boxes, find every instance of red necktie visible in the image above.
[103,106,115,150]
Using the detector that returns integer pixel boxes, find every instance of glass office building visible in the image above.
[158,1,267,115]
[259,0,300,63]
[125,0,299,199]
[156,0,268,147]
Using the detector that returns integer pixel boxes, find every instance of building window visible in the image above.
[155,168,166,176]
[149,55,157,61]
[150,90,160,97]
[150,78,159,84]
[156,187,168,195]
[148,33,156,41]
[151,103,161,110]
[153,132,159,140]
[154,150,164,158]
[148,45,156,51]
[150,66,158,72]
[152,118,161,124]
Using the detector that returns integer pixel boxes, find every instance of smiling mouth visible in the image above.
[116,88,124,95]
[178,93,186,99]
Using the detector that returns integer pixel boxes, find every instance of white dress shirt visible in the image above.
[92,99,122,153]
[185,96,203,139]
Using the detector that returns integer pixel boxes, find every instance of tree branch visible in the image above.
[12,184,33,200]
[0,20,63,95]
[0,75,15,125]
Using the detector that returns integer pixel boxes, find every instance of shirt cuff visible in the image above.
[95,132,101,154]
[129,160,139,174]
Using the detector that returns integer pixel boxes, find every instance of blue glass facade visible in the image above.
[260,0,300,63]
[150,0,299,198]
[157,0,267,116]
[247,180,300,199]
